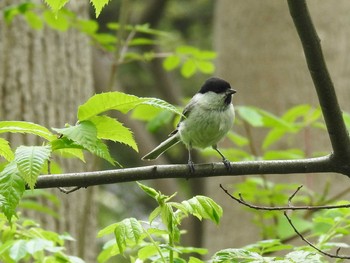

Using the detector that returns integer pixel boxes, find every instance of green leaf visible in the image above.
[197,60,215,74]
[76,19,99,35]
[282,104,312,122]
[15,145,52,190]
[43,10,70,31]
[78,92,141,120]
[0,138,14,161]
[262,128,288,149]
[181,196,223,225]
[0,121,55,141]
[188,257,205,263]
[24,10,43,30]
[4,2,35,24]
[52,121,115,165]
[10,240,27,261]
[212,248,264,262]
[78,91,182,121]
[163,55,181,71]
[137,182,159,200]
[90,0,110,17]
[114,218,143,254]
[43,0,69,13]
[181,59,197,78]
[90,115,138,152]
[236,106,264,127]
[137,244,159,260]
[0,162,26,222]
[97,223,119,238]
[26,238,55,255]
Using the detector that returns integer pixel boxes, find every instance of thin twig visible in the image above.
[284,211,350,259]
[220,184,350,211]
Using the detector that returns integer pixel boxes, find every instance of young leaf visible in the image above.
[181,58,197,78]
[137,182,159,200]
[236,106,264,127]
[14,145,52,190]
[114,218,144,254]
[90,115,138,152]
[78,92,182,121]
[181,196,223,225]
[9,240,27,261]
[43,0,69,13]
[0,161,26,222]
[0,138,14,161]
[90,0,110,18]
[0,121,55,141]
[52,121,115,165]
[163,55,181,71]
[43,10,70,31]
[78,92,141,120]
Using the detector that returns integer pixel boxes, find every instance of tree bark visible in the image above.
[0,1,97,261]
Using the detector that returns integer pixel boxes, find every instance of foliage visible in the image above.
[0,92,181,222]
[3,2,215,79]
[97,182,220,263]
[0,213,84,263]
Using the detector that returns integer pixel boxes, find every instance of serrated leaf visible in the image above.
[43,0,69,13]
[52,121,115,165]
[181,196,223,225]
[78,92,141,120]
[90,115,138,152]
[0,162,25,222]
[0,121,55,141]
[91,0,110,18]
[0,138,14,161]
[114,218,143,254]
[212,248,264,262]
[15,146,52,190]
[78,92,182,121]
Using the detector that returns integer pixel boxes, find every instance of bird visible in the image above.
[142,77,236,172]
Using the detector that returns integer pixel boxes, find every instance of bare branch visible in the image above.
[219,184,350,211]
[284,211,350,259]
[287,0,350,163]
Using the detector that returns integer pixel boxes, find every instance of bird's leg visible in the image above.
[187,144,195,173]
[212,145,231,171]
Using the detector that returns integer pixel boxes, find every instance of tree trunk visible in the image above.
[204,0,350,255]
[0,2,97,261]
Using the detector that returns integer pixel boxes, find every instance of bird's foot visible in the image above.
[188,160,195,173]
[222,158,232,171]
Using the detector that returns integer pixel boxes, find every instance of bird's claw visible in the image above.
[188,160,195,173]
[222,158,232,171]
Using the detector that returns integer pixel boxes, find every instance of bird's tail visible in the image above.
[142,135,180,160]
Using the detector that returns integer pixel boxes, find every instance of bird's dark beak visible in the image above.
[228,89,236,95]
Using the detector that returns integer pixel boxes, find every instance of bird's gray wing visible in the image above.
[169,98,196,136]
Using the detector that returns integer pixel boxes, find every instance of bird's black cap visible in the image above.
[199,77,234,94]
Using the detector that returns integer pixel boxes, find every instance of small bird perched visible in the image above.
[142,77,236,172]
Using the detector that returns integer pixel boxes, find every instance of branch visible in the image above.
[219,184,350,211]
[287,0,350,163]
[284,212,350,259]
[220,184,350,259]
[33,155,335,189]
